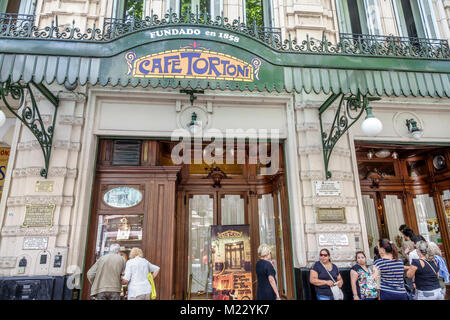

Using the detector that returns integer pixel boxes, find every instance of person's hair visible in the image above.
[402,228,415,239]
[355,251,366,262]
[404,242,415,251]
[428,241,442,257]
[411,234,426,244]
[416,241,435,261]
[399,224,408,232]
[109,243,121,253]
[258,244,271,258]
[378,238,399,260]
[374,246,379,256]
[319,248,331,262]
[129,247,144,259]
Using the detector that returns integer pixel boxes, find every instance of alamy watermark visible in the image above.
[170,128,280,175]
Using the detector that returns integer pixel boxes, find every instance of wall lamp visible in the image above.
[406,118,422,140]
[188,112,202,134]
[361,106,383,137]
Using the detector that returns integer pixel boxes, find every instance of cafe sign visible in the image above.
[126,42,262,82]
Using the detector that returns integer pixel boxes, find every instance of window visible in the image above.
[113,0,146,20]
[242,0,274,29]
[393,0,440,39]
[165,0,222,18]
[336,0,382,36]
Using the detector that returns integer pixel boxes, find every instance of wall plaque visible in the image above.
[317,208,346,223]
[23,237,48,250]
[315,181,341,196]
[35,181,54,193]
[318,233,349,246]
[22,204,55,228]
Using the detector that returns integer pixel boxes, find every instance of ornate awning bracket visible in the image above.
[0,80,59,178]
[319,92,381,180]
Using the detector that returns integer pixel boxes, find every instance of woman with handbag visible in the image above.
[373,239,407,300]
[406,241,444,300]
[309,249,344,300]
[350,251,378,300]
[122,247,160,300]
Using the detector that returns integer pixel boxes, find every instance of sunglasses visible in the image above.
[320,253,329,257]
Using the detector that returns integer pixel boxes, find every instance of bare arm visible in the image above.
[310,269,333,287]
[350,270,359,300]
[152,269,160,279]
[337,273,343,288]
[268,275,280,299]
[406,265,417,279]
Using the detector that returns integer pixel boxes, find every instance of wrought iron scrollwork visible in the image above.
[0,80,58,178]
[319,92,380,180]
[3,11,448,59]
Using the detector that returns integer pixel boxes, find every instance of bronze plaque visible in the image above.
[317,208,346,223]
[22,204,55,228]
[35,181,54,193]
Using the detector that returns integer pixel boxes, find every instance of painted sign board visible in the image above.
[211,224,253,300]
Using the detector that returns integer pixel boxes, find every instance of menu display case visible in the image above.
[95,214,144,261]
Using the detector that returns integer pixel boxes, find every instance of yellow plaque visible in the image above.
[22,204,55,228]
[35,181,54,193]
[317,208,346,223]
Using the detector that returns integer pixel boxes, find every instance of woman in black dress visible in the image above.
[255,244,280,300]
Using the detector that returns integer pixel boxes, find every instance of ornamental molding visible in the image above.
[1,225,70,237]
[304,223,361,233]
[300,170,353,181]
[0,257,16,269]
[18,140,80,151]
[302,196,357,207]
[307,250,356,263]
[294,99,324,110]
[58,115,84,126]
[296,122,320,132]
[6,195,74,207]
[13,167,78,178]
[298,146,350,157]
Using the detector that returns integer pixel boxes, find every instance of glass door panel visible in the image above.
[188,195,214,294]
[95,214,143,261]
[362,194,380,257]
[383,195,405,247]
[276,192,287,296]
[258,194,277,274]
[414,194,442,245]
[221,194,245,225]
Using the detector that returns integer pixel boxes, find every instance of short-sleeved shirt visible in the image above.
[124,256,160,299]
[311,261,340,297]
[256,259,277,300]
[373,258,406,294]
[411,259,440,291]
[351,264,378,299]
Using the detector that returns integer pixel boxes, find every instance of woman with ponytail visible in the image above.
[372,239,408,300]
[406,241,444,300]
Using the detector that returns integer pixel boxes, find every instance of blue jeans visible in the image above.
[379,290,408,300]
[316,294,333,300]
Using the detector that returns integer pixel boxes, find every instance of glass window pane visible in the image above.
[276,192,287,295]
[414,194,441,245]
[362,194,380,258]
[258,194,277,273]
[221,195,245,225]
[124,0,145,19]
[441,190,450,260]
[95,215,143,261]
[188,195,214,294]
[245,0,263,27]
[383,195,405,247]
[103,187,143,208]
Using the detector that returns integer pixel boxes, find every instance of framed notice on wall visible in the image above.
[22,204,55,228]
[211,225,253,300]
[0,147,10,200]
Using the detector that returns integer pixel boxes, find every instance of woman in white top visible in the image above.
[122,247,160,300]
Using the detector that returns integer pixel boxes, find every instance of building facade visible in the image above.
[0,0,450,300]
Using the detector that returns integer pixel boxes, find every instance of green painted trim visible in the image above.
[353,140,450,147]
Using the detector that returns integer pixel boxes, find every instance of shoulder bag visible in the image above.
[321,262,344,300]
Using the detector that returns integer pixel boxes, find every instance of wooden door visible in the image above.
[82,166,181,300]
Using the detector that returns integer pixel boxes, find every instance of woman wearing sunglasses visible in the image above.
[309,248,343,300]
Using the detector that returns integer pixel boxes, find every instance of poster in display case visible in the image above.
[211,224,252,300]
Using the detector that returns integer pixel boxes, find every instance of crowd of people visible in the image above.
[307,224,449,300]
[84,225,449,301]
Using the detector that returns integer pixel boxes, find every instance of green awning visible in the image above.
[1,17,450,98]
